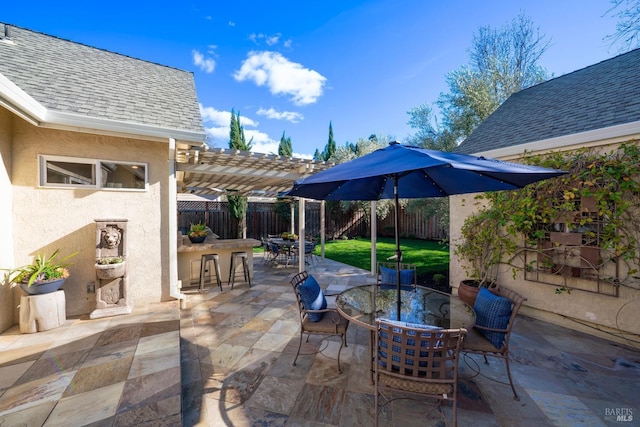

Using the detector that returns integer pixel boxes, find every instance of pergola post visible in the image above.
[371,200,377,276]
[298,198,306,272]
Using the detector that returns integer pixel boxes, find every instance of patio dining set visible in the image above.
[290,261,527,427]
[262,235,318,267]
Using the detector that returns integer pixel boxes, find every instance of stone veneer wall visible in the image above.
[7,119,172,325]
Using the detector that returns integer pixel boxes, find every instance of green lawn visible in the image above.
[315,237,449,276]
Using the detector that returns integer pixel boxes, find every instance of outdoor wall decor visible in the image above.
[91,219,132,319]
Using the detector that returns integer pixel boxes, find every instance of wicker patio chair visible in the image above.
[374,319,466,427]
[461,283,527,400]
[290,271,349,373]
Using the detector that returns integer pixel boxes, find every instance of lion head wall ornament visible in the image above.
[101,226,122,249]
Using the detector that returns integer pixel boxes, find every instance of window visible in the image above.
[40,155,147,190]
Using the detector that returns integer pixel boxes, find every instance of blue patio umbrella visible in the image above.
[287,141,567,320]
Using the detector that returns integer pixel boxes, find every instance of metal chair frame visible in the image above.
[289,271,349,373]
[374,319,466,426]
[461,283,527,400]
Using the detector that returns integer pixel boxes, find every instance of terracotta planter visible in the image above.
[20,278,66,295]
[458,279,481,307]
[95,261,126,279]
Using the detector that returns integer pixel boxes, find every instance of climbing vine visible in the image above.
[458,141,640,294]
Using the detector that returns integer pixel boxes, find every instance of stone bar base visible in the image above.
[19,290,66,333]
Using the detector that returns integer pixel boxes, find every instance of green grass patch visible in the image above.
[317,237,449,275]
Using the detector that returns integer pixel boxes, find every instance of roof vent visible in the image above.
[0,24,15,45]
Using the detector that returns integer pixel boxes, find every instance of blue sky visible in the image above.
[2,1,622,158]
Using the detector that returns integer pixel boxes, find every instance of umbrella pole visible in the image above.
[394,176,402,321]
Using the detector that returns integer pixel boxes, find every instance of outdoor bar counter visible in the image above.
[177,235,261,289]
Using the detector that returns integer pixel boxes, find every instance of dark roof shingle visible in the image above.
[0,23,204,137]
[455,48,640,154]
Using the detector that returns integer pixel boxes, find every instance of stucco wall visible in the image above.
[0,108,14,332]
[9,120,171,320]
[449,143,640,347]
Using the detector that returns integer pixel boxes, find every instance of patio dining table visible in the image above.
[336,284,476,383]
[335,284,476,331]
[267,238,299,266]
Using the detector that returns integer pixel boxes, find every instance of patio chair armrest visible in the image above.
[473,323,509,334]
[305,307,337,315]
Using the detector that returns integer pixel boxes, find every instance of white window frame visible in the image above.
[39,155,148,191]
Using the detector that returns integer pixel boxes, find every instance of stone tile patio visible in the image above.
[0,254,638,426]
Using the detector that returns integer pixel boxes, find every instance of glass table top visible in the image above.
[336,284,476,330]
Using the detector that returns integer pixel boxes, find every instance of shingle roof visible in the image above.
[0,23,204,139]
[455,48,640,154]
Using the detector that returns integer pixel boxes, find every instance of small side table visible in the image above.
[19,290,66,333]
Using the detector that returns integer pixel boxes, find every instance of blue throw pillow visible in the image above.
[380,265,414,285]
[297,274,327,322]
[473,287,512,349]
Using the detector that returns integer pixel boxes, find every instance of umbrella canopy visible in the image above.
[288,142,567,200]
[287,142,567,320]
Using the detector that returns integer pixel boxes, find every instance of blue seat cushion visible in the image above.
[380,265,414,285]
[473,287,512,349]
[297,274,327,322]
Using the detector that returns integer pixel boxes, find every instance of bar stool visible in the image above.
[229,251,251,289]
[199,253,223,292]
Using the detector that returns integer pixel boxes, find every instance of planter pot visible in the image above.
[95,261,126,279]
[458,279,481,307]
[20,278,66,295]
[188,235,207,244]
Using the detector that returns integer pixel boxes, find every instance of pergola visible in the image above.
[175,147,338,272]
[176,147,334,198]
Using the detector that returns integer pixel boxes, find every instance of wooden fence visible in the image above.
[178,201,448,241]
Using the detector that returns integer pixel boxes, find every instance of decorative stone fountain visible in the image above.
[90,219,132,319]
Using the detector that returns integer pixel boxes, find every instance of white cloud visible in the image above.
[234,51,326,106]
[199,104,312,158]
[192,50,216,73]
[293,151,313,159]
[249,33,281,46]
[249,139,279,155]
[265,34,280,46]
[201,104,267,149]
[256,107,303,123]
[200,104,259,127]
[200,105,230,126]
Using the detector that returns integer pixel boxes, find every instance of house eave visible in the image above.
[474,120,640,159]
[0,73,206,145]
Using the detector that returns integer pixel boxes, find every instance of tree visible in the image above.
[406,104,457,151]
[229,109,252,151]
[321,121,337,161]
[278,131,293,157]
[440,13,550,142]
[606,0,640,51]
[408,13,550,146]
[228,109,252,238]
[406,14,549,234]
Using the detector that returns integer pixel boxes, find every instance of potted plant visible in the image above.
[95,256,126,279]
[454,207,510,306]
[3,249,77,295]
[188,222,209,243]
